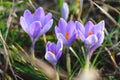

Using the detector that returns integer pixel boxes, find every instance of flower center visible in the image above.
[51,50,55,54]
[65,32,69,40]
[88,32,93,36]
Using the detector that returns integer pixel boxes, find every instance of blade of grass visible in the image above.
[69,47,84,67]
[5,0,15,41]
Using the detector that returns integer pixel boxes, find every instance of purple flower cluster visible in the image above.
[20,5,105,66]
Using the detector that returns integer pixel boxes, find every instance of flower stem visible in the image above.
[66,47,71,79]
[85,49,93,69]
[85,55,90,70]
[31,40,35,58]
[87,49,93,61]
[54,65,59,80]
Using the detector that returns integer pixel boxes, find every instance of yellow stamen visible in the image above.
[88,32,93,36]
[65,32,69,40]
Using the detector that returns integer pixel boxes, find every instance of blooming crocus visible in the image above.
[45,40,63,66]
[55,18,76,47]
[61,2,69,21]
[20,7,53,42]
[76,20,105,56]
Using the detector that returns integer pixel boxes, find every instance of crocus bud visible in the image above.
[61,2,69,21]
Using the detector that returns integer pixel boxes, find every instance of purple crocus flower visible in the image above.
[45,40,63,66]
[55,18,76,47]
[20,7,53,42]
[76,20,105,56]
[61,2,69,21]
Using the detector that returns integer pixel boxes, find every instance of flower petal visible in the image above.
[76,21,85,41]
[33,7,45,24]
[20,16,29,33]
[58,18,67,34]
[46,41,51,52]
[85,21,94,37]
[56,40,63,60]
[46,41,56,54]
[45,51,57,66]
[40,19,53,36]
[55,32,68,46]
[43,13,52,26]
[55,25,67,44]
[92,31,104,51]
[92,20,105,35]
[23,9,32,26]
[66,21,76,38]
[98,31,104,44]
[68,33,76,46]
[84,34,98,48]
[29,21,42,40]
[76,21,85,35]
[78,31,85,41]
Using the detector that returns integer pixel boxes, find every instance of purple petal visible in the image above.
[46,41,56,52]
[78,31,85,41]
[66,21,76,38]
[92,31,104,50]
[43,13,52,26]
[76,21,85,41]
[20,16,28,33]
[76,21,85,35]
[33,7,45,24]
[61,2,69,21]
[68,33,76,46]
[98,31,104,44]
[58,18,67,35]
[23,9,32,26]
[45,51,57,66]
[40,19,53,36]
[85,21,94,37]
[29,21,41,40]
[84,34,98,48]
[56,33,68,46]
[56,40,63,52]
[55,26,67,45]
[56,40,63,60]
[92,20,105,35]
[46,41,51,52]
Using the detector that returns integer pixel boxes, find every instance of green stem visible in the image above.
[31,40,35,58]
[85,55,90,69]
[85,49,93,69]
[66,47,71,79]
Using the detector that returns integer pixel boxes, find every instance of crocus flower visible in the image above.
[76,20,105,55]
[45,40,63,66]
[55,18,76,47]
[20,7,53,42]
[61,2,69,21]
